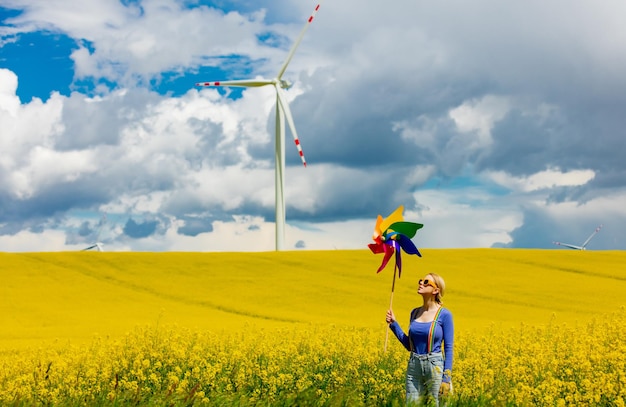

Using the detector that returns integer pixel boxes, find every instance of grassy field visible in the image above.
[1,249,625,405]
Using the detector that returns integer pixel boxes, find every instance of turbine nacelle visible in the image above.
[277,79,293,90]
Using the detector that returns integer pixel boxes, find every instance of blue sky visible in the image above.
[1,0,625,252]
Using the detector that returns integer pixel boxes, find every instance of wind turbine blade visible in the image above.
[276,86,306,166]
[82,245,97,251]
[581,224,603,248]
[196,79,273,88]
[276,1,323,80]
[553,241,582,250]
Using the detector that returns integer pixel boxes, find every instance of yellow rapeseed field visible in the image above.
[0,249,625,406]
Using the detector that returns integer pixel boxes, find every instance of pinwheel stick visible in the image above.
[384,265,398,353]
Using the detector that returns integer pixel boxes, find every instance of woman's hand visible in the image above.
[385,309,396,324]
[439,381,452,397]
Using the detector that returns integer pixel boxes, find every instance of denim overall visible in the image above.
[406,351,443,405]
[406,308,444,406]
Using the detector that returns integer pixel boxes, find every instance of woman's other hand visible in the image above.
[439,381,452,397]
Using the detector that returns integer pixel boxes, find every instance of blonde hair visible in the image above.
[427,273,446,305]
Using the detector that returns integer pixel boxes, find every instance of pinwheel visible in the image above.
[368,205,423,276]
[368,205,423,351]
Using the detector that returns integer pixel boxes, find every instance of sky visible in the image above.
[0,0,625,252]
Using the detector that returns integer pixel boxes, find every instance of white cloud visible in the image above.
[0,229,77,252]
[14,146,98,199]
[409,189,524,248]
[449,95,511,148]
[485,167,596,192]
[0,69,20,116]
[0,74,67,197]
[544,190,626,220]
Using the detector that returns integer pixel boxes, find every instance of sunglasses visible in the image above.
[419,279,438,289]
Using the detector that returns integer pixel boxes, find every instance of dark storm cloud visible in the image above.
[177,216,214,237]
[477,101,626,207]
[588,170,626,190]
[477,108,570,176]
[77,221,92,237]
[286,67,475,170]
[291,165,420,222]
[0,179,109,233]
[123,218,158,238]
[297,0,626,189]
[433,3,626,182]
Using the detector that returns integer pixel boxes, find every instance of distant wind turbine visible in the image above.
[195,1,323,251]
[82,214,107,252]
[553,224,603,250]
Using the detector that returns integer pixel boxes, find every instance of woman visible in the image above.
[386,273,454,406]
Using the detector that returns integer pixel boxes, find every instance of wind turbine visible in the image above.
[82,214,107,252]
[553,224,603,250]
[195,2,323,251]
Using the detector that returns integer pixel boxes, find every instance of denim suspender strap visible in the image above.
[409,308,419,352]
[427,307,443,354]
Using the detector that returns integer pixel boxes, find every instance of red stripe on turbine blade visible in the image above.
[214,82,220,86]
[293,140,306,166]
[308,4,320,23]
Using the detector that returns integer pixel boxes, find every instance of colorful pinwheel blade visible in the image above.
[396,234,422,257]
[368,241,385,254]
[386,221,423,239]
[394,241,403,278]
[377,244,395,273]
[379,205,404,235]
